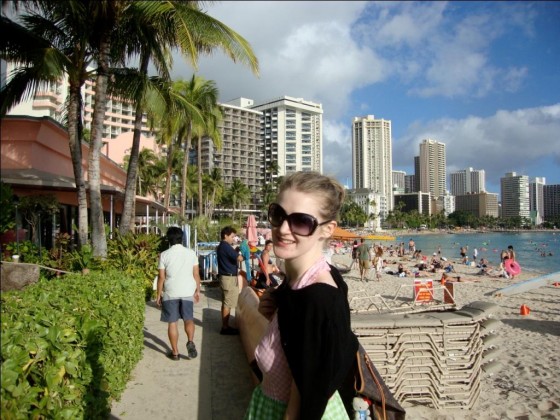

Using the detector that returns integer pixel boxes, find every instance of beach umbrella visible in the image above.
[331,226,361,241]
[246,215,258,247]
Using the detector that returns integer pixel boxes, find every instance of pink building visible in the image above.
[1,115,167,246]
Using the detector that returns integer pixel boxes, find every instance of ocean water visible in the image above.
[389,231,560,275]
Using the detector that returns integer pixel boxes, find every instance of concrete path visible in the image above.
[110,284,253,420]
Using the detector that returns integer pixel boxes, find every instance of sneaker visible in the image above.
[220,327,240,336]
[186,341,197,359]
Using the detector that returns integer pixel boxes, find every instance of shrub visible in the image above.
[1,270,145,418]
[104,231,163,300]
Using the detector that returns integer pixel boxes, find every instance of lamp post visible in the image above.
[14,196,19,255]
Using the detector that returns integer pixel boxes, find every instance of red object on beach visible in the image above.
[553,282,560,287]
[504,259,521,276]
[520,304,530,315]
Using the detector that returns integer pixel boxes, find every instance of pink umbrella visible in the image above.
[246,215,258,247]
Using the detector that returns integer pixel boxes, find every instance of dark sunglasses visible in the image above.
[268,203,330,237]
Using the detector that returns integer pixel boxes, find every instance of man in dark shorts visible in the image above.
[157,227,201,360]
[216,226,244,335]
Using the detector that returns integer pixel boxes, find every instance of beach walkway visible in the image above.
[109,284,253,420]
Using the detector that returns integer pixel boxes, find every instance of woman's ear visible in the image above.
[321,220,337,239]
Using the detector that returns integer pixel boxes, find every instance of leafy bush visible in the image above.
[1,240,40,263]
[1,270,145,418]
[104,232,163,300]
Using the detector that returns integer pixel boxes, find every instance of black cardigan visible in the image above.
[275,265,359,419]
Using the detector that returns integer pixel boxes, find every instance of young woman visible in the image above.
[256,239,280,288]
[245,171,358,420]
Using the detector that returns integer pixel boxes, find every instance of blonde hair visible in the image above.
[278,171,345,222]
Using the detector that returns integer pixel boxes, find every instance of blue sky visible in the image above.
[172,1,560,194]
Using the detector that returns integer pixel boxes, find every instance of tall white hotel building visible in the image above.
[251,96,323,179]
[450,167,486,196]
[419,138,446,198]
[352,115,393,218]
[500,172,530,219]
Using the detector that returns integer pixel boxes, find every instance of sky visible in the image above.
[170,1,560,194]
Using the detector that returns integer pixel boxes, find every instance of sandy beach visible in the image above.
[331,251,560,419]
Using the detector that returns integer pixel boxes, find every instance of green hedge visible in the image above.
[1,270,145,419]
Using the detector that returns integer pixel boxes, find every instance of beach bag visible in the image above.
[354,344,406,420]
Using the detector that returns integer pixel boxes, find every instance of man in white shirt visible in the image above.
[157,227,201,360]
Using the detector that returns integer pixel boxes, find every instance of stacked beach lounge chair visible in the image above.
[351,301,501,410]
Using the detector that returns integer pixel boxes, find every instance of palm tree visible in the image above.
[196,109,222,216]
[113,1,259,233]
[123,148,160,196]
[260,182,277,212]
[2,0,260,255]
[266,160,281,184]
[0,0,95,247]
[205,168,224,220]
[170,75,222,219]
[226,179,251,223]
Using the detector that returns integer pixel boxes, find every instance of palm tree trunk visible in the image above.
[197,135,203,216]
[180,125,192,219]
[120,52,151,234]
[67,83,89,247]
[163,141,174,209]
[89,38,110,258]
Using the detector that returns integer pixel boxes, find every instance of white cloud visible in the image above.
[394,104,560,190]
[179,1,374,118]
[357,2,533,98]
[167,2,556,189]
[322,119,353,183]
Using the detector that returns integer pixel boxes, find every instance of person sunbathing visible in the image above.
[396,263,412,277]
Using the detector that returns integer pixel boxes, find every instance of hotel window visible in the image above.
[286,143,297,153]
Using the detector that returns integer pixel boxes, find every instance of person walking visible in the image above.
[349,239,359,270]
[357,238,371,282]
[216,226,244,335]
[156,227,201,361]
[245,171,359,419]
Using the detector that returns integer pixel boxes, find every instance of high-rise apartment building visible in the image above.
[413,156,420,193]
[198,99,263,210]
[543,184,560,223]
[404,174,416,193]
[455,192,499,218]
[529,177,546,225]
[500,172,530,220]
[450,167,486,196]
[394,192,431,216]
[352,115,393,215]
[251,96,323,179]
[419,139,446,198]
[392,170,406,194]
